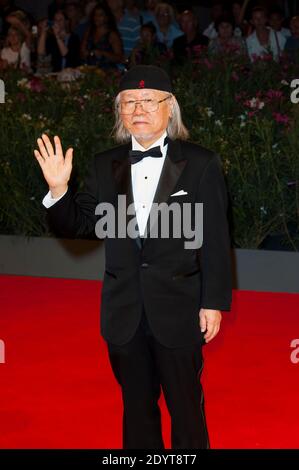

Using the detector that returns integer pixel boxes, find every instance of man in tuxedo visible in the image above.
[34,65,232,449]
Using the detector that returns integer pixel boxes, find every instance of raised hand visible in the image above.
[34,134,73,198]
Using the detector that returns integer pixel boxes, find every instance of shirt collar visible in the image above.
[131,131,168,152]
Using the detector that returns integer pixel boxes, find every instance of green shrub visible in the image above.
[0,55,298,249]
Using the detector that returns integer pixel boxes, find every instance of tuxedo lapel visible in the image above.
[112,142,142,250]
[142,138,187,246]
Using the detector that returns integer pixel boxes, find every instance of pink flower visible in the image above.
[273,112,289,124]
[192,45,202,52]
[223,42,241,54]
[203,58,213,70]
[262,54,274,62]
[252,53,273,63]
[244,97,264,110]
[78,97,84,106]
[235,92,247,102]
[266,89,283,100]
[29,77,45,93]
[192,44,206,57]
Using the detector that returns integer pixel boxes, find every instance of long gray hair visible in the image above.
[111,92,189,143]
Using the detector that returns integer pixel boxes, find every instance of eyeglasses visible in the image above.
[118,96,172,115]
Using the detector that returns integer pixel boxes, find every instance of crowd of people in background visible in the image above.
[0,0,299,74]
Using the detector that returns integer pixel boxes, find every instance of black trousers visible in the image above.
[106,306,210,449]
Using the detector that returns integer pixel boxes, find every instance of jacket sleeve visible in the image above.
[197,153,232,311]
[46,155,100,239]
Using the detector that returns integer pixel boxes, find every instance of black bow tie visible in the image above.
[129,136,169,165]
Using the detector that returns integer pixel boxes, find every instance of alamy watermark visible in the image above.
[0,339,5,364]
[95,196,203,249]
[290,79,299,104]
[290,339,299,364]
[0,79,5,104]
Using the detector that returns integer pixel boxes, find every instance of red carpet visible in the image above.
[0,274,298,449]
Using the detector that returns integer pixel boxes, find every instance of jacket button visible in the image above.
[141,263,149,268]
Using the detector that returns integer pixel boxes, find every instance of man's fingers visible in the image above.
[204,330,215,342]
[200,310,222,343]
[65,147,73,165]
[34,149,45,167]
[200,314,207,332]
[204,323,220,342]
[37,137,49,160]
[54,135,64,159]
[42,133,55,157]
[204,324,214,341]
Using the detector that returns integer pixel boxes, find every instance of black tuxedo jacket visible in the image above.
[47,138,232,347]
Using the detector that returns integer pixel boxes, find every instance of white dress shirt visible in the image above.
[130,131,168,236]
[203,22,217,39]
[246,28,286,62]
[42,131,168,237]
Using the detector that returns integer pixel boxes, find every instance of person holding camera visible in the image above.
[37,9,80,72]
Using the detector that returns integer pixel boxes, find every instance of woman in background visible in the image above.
[208,14,247,55]
[5,9,32,50]
[0,25,31,71]
[154,2,183,49]
[37,9,80,72]
[80,4,124,70]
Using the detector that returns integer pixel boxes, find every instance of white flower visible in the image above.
[239,114,246,121]
[249,98,264,109]
[22,113,32,120]
[281,80,288,86]
[17,78,28,87]
[215,120,222,126]
[206,107,214,117]
[240,122,246,128]
[272,143,278,149]
[260,206,267,215]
